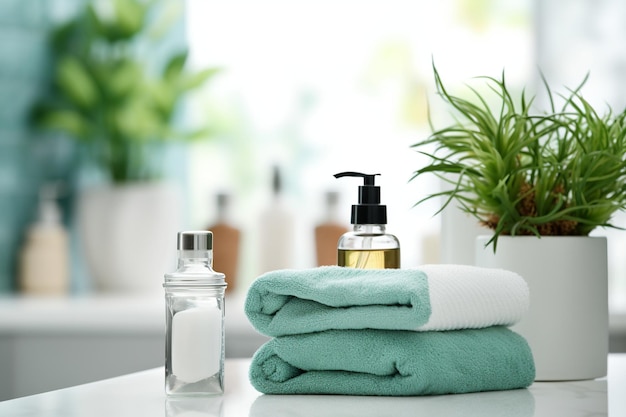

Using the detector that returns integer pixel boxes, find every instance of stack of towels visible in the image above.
[244,265,535,396]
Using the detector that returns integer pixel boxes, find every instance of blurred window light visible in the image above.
[185,0,626,309]
[180,0,626,305]
[183,0,533,284]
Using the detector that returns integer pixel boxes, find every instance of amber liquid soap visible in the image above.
[338,248,400,269]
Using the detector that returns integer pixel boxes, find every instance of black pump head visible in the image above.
[334,171,379,185]
[334,172,387,225]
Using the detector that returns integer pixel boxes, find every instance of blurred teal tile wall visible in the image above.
[0,0,81,292]
[0,0,187,293]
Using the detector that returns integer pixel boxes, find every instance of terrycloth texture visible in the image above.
[418,264,529,331]
[249,326,535,396]
[245,265,528,337]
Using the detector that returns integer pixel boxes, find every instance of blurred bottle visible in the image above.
[315,191,348,266]
[257,166,295,274]
[207,193,241,293]
[19,184,69,295]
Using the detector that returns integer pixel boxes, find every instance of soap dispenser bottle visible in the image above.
[257,165,295,273]
[334,172,400,269]
[314,191,349,266]
[207,192,241,293]
[18,184,69,294]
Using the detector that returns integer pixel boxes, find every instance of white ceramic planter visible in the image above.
[78,182,182,294]
[475,235,608,381]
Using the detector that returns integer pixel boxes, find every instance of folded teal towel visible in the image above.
[249,326,535,396]
[245,265,528,337]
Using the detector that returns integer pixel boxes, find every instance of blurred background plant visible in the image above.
[31,0,219,183]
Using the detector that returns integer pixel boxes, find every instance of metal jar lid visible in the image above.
[178,231,213,251]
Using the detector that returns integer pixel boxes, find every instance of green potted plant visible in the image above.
[411,67,626,248]
[31,0,219,293]
[410,65,626,380]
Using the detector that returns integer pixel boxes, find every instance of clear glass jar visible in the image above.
[164,231,226,396]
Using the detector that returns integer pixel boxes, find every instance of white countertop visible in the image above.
[0,355,624,417]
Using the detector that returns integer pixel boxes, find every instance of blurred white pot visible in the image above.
[475,235,608,381]
[78,182,181,294]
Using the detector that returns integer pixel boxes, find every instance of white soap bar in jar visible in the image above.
[172,306,222,383]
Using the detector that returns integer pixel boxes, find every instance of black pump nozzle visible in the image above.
[334,172,387,225]
[334,172,380,186]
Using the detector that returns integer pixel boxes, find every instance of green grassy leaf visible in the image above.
[411,65,626,245]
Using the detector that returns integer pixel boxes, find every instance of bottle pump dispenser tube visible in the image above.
[334,172,400,269]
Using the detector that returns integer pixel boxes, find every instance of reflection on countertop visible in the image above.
[250,388,537,417]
